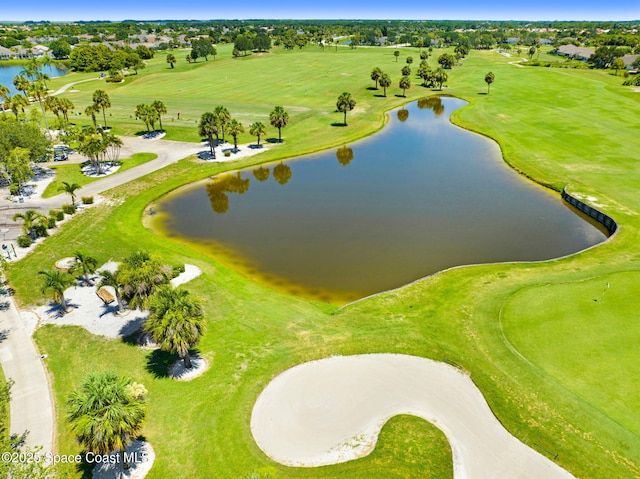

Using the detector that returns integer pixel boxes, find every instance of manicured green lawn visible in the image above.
[7,46,640,478]
[41,153,158,198]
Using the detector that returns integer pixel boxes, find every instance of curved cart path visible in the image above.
[50,77,102,96]
[251,354,577,479]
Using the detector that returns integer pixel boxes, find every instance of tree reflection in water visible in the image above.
[252,165,270,182]
[206,172,251,214]
[273,162,292,185]
[397,108,409,122]
[417,96,445,116]
[336,146,354,166]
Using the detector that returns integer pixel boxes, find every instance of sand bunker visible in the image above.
[251,354,576,479]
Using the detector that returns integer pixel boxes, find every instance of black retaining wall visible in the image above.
[562,188,617,235]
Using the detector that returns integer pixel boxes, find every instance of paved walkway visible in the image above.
[0,134,270,455]
[0,135,203,454]
[50,77,102,96]
[0,136,206,243]
[252,354,577,479]
[0,286,54,452]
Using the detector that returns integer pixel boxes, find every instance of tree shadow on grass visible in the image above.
[76,456,94,479]
[366,86,379,91]
[266,137,283,144]
[477,92,488,95]
[146,348,175,378]
[331,122,347,127]
[373,94,387,98]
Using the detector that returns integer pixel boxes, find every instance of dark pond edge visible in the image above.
[561,188,617,235]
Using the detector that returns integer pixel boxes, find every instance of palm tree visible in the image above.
[484,71,495,93]
[379,73,391,97]
[4,94,29,120]
[28,81,51,136]
[336,92,356,126]
[67,372,146,468]
[92,90,111,128]
[13,75,29,96]
[370,67,383,89]
[198,112,218,159]
[58,97,75,123]
[119,251,171,310]
[72,251,98,285]
[166,53,176,68]
[0,84,9,100]
[401,65,411,76]
[58,181,81,205]
[435,69,448,90]
[394,50,400,62]
[399,76,411,97]
[249,121,267,147]
[76,129,107,174]
[85,104,99,128]
[144,286,206,369]
[226,119,244,152]
[98,270,126,313]
[12,210,48,239]
[269,106,289,142]
[213,105,231,143]
[39,269,74,312]
[151,100,167,131]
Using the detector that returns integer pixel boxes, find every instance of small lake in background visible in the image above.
[151,97,607,304]
[0,64,67,96]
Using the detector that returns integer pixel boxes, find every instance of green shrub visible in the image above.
[50,209,64,221]
[9,184,20,196]
[62,204,76,215]
[172,264,186,278]
[224,150,231,157]
[47,217,57,229]
[81,196,94,205]
[16,235,32,248]
[33,224,48,238]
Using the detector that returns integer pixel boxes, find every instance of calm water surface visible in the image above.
[152,97,606,303]
[0,64,67,96]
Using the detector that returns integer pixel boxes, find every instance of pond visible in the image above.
[151,97,607,304]
[0,64,67,96]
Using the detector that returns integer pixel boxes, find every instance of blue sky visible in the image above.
[3,0,639,22]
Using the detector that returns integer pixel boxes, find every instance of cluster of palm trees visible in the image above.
[198,105,289,159]
[85,89,111,129]
[39,250,207,371]
[134,100,167,133]
[370,52,449,98]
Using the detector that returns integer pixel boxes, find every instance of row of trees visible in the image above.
[69,44,148,73]
[134,100,167,133]
[198,105,289,159]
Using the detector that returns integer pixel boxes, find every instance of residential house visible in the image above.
[556,44,595,61]
[0,46,12,60]
[622,54,639,71]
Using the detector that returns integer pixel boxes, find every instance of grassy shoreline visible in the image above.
[5,47,640,478]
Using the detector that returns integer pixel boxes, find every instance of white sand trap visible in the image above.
[92,440,155,479]
[170,264,202,287]
[251,354,577,479]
